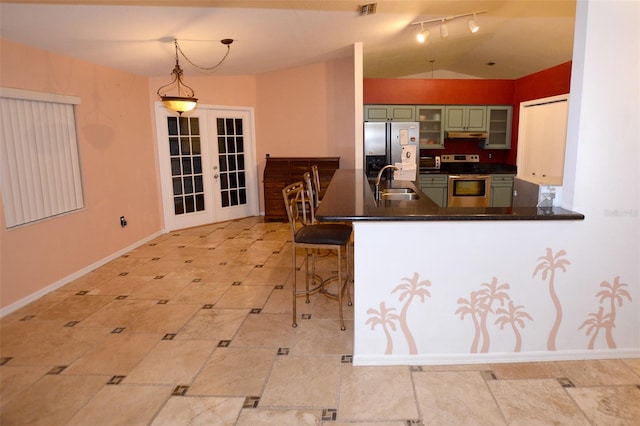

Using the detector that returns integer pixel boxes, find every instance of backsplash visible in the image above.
[421,139,511,164]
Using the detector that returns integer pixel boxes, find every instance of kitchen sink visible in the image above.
[379,187,420,201]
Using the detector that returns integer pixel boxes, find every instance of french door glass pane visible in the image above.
[167,116,205,216]
[216,117,247,208]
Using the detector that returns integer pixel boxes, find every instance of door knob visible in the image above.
[213,174,219,179]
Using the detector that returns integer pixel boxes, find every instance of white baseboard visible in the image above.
[0,230,164,318]
[353,348,640,366]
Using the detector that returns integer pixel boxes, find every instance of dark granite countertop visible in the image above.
[315,169,584,222]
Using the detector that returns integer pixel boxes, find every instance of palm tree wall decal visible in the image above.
[391,272,432,355]
[366,302,399,355]
[579,306,608,349]
[580,276,632,349]
[495,300,534,352]
[477,278,511,353]
[457,277,530,353]
[533,248,570,351]
[455,291,484,353]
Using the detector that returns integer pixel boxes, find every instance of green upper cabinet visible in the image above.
[444,106,487,131]
[364,105,415,121]
[416,105,445,149]
[482,106,513,149]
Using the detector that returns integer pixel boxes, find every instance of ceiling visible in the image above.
[0,1,576,80]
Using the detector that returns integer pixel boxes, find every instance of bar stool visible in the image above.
[282,181,353,330]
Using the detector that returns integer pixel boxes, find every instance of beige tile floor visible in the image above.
[1,216,639,425]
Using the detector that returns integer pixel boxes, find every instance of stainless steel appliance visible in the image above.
[447,175,491,207]
[419,154,440,171]
[364,122,419,178]
[442,154,491,207]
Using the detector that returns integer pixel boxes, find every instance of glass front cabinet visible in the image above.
[416,105,445,149]
[482,106,513,149]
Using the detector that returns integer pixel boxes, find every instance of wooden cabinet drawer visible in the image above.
[490,175,515,185]
[419,174,448,185]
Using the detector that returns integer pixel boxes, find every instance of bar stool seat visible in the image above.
[295,224,352,245]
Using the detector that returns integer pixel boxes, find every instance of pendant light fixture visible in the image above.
[157,38,233,115]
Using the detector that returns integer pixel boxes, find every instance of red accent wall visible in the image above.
[363,79,514,105]
[513,62,572,103]
[363,62,572,165]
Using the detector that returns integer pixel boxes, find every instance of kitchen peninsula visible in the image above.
[316,169,587,366]
[316,169,584,222]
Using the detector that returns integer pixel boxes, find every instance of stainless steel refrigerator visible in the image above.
[364,121,419,179]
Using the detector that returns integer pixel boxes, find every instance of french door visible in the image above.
[155,103,258,231]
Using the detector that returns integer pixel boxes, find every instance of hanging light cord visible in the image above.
[174,39,233,72]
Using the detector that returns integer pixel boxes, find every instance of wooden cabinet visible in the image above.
[364,105,415,121]
[419,174,448,207]
[416,105,445,149]
[490,174,515,207]
[444,105,487,131]
[483,106,512,149]
[263,157,340,221]
[517,96,569,185]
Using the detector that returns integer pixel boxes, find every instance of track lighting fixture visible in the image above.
[157,38,233,115]
[410,10,487,41]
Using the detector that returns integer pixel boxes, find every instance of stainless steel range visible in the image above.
[442,154,491,207]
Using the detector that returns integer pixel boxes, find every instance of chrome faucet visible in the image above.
[374,164,397,200]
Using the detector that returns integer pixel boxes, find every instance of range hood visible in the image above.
[447,131,488,139]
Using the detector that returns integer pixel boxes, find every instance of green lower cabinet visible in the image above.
[419,174,448,207]
[490,175,515,207]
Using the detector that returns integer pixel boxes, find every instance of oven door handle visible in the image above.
[448,175,490,179]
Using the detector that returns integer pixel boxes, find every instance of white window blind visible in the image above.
[0,88,84,228]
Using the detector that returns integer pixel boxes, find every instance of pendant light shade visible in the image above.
[160,96,198,115]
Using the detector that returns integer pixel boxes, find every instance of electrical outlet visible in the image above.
[120,216,127,227]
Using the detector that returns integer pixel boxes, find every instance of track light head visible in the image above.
[417,28,430,43]
[440,20,449,38]
[467,14,479,33]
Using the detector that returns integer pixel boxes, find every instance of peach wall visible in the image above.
[0,39,162,309]
[325,55,357,169]
[256,62,332,159]
[255,58,356,210]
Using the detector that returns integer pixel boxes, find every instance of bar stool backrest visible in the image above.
[282,181,312,235]
[311,164,322,205]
